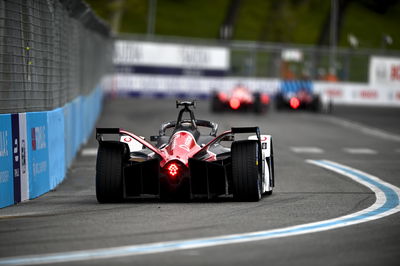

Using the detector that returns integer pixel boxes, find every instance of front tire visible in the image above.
[96,142,128,203]
[232,140,262,201]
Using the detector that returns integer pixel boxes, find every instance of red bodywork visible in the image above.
[217,86,269,110]
[289,90,314,109]
[120,129,227,169]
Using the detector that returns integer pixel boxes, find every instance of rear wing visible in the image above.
[231,127,260,142]
[96,128,120,141]
[96,128,163,157]
[193,126,261,159]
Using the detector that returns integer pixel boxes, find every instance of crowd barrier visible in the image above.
[0,87,103,208]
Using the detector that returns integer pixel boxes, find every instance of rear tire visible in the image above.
[264,140,274,195]
[275,93,284,110]
[232,140,262,201]
[96,142,128,203]
[311,95,321,112]
[211,92,223,112]
[253,93,263,114]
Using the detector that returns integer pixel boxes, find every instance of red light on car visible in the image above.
[261,94,270,104]
[167,163,179,177]
[218,92,228,102]
[290,97,300,109]
[229,98,240,109]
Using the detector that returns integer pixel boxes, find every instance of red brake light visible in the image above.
[229,98,240,110]
[261,94,270,104]
[167,163,179,177]
[290,97,300,109]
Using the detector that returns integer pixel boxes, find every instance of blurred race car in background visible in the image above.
[211,85,270,113]
[275,80,330,112]
[95,101,274,202]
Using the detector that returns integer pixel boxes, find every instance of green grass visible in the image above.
[340,1,400,50]
[86,0,400,50]
[234,0,330,44]
[156,0,230,38]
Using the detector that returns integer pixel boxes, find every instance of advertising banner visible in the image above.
[369,56,400,87]
[27,112,49,199]
[108,74,279,97]
[11,114,21,203]
[0,114,13,208]
[114,41,230,75]
[47,108,65,189]
[18,113,29,202]
[314,82,400,106]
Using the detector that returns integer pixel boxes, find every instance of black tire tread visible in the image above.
[232,140,261,201]
[96,142,126,203]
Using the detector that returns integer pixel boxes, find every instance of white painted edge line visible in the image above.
[325,116,400,142]
[0,160,399,265]
[81,148,98,156]
[290,147,324,154]
[343,148,377,155]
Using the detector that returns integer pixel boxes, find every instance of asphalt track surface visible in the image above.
[1,98,400,266]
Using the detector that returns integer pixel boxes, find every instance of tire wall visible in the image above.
[0,86,103,208]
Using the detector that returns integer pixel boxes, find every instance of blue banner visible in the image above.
[27,112,50,199]
[47,108,65,189]
[280,80,313,94]
[0,114,13,208]
[1,85,103,207]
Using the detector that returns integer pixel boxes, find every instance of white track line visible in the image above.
[343,148,377,155]
[290,147,324,154]
[325,116,400,142]
[81,148,97,156]
[0,160,399,265]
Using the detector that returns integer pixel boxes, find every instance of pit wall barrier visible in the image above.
[0,87,103,208]
[105,74,400,106]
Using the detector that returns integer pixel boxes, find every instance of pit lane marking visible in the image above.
[81,148,97,156]
[0,160,399,265]
[343,148,377,154]
[290,147,324,154]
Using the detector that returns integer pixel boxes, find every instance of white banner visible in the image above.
[105,74,400,106]
[314,81,400,106]
[369,56,400,87]
[106,74,279,96]
[114,41,230,70]
[18,113,29,202]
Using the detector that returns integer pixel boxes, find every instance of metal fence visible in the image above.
[0,0,113,114]
[119,33,400,83]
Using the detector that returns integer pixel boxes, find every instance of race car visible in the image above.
[95,100,274,202]
[210,85,270,113]
[275,80,322,111]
